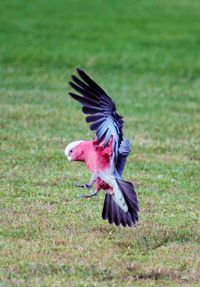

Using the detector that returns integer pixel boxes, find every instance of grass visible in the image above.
[0,0,200,286]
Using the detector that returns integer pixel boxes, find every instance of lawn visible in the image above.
[0,0,200,286]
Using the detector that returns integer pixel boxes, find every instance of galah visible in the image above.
[65,68,139,227]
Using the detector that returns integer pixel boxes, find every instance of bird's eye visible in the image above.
[69,149,73,154]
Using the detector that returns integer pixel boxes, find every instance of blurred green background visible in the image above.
[0,0,199,286]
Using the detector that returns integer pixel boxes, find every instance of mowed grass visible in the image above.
[0,0,200,286]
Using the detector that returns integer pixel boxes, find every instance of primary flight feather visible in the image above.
[65,68,139,227]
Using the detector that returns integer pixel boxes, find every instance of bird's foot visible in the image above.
[74,183,91,189]
[80,191,98,199]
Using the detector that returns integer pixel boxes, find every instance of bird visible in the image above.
[65,68,139,227]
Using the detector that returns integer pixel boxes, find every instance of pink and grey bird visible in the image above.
[65,68,139,227]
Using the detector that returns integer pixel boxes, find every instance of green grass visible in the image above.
[0,0,200,286]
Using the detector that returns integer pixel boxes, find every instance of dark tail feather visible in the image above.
[117,179,139,223]
[102,194,120,226]
[102,179,139,227]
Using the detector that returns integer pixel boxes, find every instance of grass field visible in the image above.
[0,0,200,286]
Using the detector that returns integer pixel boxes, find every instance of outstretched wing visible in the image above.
[69,68,124,159]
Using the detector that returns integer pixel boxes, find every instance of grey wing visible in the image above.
[69,68,124,161]
[116,139,131,177]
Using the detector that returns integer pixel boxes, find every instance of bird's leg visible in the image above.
[78,174,99,199]
[74,183,92,189]
[74,174,98,190]
[80,189,99,199]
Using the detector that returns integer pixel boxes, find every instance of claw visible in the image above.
[80,191,98,199]
[74,183,91,189]
[74,183,84,188]
[80,194,88,199]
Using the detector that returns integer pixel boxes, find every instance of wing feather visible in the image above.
[69,68,124,163]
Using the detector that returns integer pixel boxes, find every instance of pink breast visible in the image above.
[82,139,112,173]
